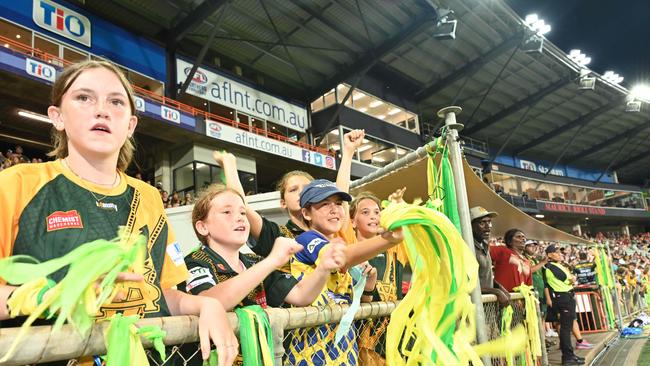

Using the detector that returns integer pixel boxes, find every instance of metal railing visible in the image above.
[0,294,547,366]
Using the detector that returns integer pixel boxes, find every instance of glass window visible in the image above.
[240,171,257,195]
[0,19,31,49]
[173,163,195,193]
[236,112,249,126]
[267,121,289,138]
[195,162,212,191]
[311,96,325,113]
[34,36,61,65]
[323,90,336,109]
[128,70,164,96]
[336,84,350,104]
[251,118,265,135]
[63,47,87,63]
[317,129,342,156]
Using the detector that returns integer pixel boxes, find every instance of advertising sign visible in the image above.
[206,120,334,170]
[33,0,91,47]
[177,59,308,132]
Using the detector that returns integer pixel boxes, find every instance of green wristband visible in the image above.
[36,278,56,318]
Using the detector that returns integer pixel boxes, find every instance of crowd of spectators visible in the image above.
[489,230,650,315]
[159,187,194,208]
[0,146,44,171]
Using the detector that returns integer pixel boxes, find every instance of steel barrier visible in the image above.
[0,294,547,366]
[574,288,609,333]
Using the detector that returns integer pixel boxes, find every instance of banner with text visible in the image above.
[177,59,308,132]
[205,120,335,170]
[537,201,647,218]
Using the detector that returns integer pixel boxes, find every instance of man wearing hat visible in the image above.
[470,206,509,306]
[543,245,584,365]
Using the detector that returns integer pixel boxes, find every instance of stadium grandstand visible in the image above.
[0,0,649,365]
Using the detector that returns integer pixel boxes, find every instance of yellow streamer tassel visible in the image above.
[381,203,528,365]
[515,284,542,365]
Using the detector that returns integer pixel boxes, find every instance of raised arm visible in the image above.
[213,151,265,239]
[336,129,365,231]
[336,129,365,194]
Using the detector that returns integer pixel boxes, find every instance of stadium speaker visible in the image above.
[522,35,544,53]
[578,76,596,90]
[433,9,457,40]
[626,100,642,112]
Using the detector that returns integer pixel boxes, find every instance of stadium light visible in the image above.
[568,49,591,67]
[524,14,551,35]
[18,110,51,124]
[602,71,624,84]
[630,84,650,102]
[522,14,551,53]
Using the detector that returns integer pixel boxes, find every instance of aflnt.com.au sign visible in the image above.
[206,120,335,170]
[177,59,308,132]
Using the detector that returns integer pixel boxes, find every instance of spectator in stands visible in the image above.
[470,206,510,306]
[161,190,169,206]
[349,189,407,302]
[0,60,237,364]
[184,192,194,205]
[14,145,28,163]
[573,252,597,286]
[491,228,533,292]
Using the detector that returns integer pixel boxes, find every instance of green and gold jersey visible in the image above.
[181,245,297,308]
[0,160,188,321]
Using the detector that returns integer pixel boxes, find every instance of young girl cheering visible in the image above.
[182,184,346,310]
[0,60,236,365]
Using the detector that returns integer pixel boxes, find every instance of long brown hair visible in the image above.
[276,170,314,200]
[349,191,381,219]
[192,184,245,245]
[47,60,137,171]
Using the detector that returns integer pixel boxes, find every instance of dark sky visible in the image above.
[505,0,650,88]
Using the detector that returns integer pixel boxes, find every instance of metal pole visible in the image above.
[438,106,491,363]
[604,241,624,330]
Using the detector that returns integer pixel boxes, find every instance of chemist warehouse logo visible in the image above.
[33,0,92,47]
[46,210,84,232]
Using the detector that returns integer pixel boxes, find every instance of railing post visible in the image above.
[536,298,549,366]
[266,309,288,366]
[438,106,490,365]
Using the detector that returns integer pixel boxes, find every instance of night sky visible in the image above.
[505,0,650,88]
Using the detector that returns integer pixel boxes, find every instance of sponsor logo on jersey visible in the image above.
[46,210,83,231]
[307,237,327,253]
[166,242,185,266]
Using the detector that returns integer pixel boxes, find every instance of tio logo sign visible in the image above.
[161,106,180,124]
[134,96,146,113]
[26,58,56,82]
[33,0,91,47]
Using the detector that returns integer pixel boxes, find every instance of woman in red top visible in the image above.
[490,229,533,292]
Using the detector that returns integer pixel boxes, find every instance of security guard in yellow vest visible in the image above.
[543,245,584,366]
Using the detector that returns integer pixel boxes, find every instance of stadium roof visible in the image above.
[82,0,650,185]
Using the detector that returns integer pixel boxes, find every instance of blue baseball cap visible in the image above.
[299,179,352,208]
